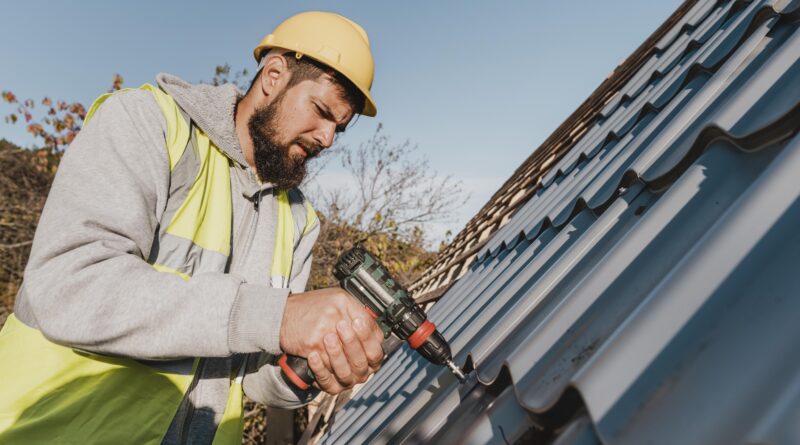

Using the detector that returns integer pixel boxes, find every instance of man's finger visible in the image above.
[337,320,369,383]
[353,317,384,371]
[324,332,355,387]
[308,351,343,395]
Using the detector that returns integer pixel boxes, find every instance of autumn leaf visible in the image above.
[64,130,78,144]
[1,91,17,103]
[43,135,56,148]
[26,123,44,136]
[69,103,85,116]
[109,74,124,92]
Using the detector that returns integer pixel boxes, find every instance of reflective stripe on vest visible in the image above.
[0,84,317,444]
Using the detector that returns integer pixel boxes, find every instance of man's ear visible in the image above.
[260,53,288,97]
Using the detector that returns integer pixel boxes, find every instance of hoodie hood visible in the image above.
[156,73,249,168]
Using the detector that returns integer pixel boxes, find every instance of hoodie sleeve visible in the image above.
[14,89,289,359]
[242,217,322,407]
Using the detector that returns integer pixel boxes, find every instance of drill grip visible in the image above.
[279,305,381,391]
[278,354,315,391]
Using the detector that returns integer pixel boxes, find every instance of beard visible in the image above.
[248,92,322,190]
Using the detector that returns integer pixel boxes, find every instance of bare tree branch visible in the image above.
[0,240,33,250]
[312,124,468,243]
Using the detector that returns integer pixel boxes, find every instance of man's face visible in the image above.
[248,75,354,189]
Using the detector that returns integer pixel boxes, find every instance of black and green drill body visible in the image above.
[333,247,455,367]
[279,246,464,391]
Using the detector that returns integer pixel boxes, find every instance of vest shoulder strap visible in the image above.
[85,84,191,171]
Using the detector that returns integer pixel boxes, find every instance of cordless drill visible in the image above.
[278,246,466,391]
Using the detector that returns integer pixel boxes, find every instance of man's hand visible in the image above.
[279,288,384,394]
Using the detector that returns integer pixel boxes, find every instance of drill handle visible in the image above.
[278,354,315,391]
[278,302,385,391]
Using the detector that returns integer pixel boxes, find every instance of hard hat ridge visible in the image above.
[253,11,377,116]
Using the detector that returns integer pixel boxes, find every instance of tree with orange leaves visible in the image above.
[1,74,123,152]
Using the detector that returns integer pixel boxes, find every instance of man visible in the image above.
[0,11,384,444]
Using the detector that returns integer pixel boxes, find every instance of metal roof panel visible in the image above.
[320,2,800,443]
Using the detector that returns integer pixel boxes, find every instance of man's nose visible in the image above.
[312,121,337,148]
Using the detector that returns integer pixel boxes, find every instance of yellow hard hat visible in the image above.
[254,11,377,117]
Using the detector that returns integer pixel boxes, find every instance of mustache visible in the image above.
[296,140,323,159]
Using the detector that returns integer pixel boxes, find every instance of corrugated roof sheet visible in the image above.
[407,0,704,303]
[320,0,800,443]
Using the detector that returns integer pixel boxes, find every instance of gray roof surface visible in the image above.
[321,0,800,443]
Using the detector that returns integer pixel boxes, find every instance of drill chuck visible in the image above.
[408,324,464,382]
[409,324,450,365]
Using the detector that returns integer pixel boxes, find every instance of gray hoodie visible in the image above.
[13,73,319,443]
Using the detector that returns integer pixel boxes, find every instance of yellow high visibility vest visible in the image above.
[0,85,317,444]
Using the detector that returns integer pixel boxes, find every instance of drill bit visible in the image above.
[446,359,466,383]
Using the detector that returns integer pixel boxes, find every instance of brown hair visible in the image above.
[248,52,365,115]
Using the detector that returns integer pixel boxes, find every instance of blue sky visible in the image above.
[0,1,682,243]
